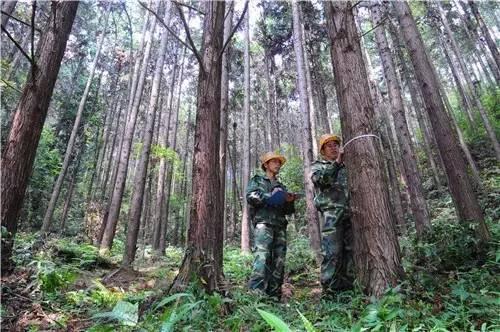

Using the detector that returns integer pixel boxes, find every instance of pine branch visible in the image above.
[0,10,41,32]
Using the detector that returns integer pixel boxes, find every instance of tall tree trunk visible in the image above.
[100,7,159,253]
[325,1,403,297]
[170,1,225,293]
[371,81,406,233]
[469,1,500,73]
[241,8,251,253]
[264,52,275,150]
[122,2,171,267]
[159,45,187,254]
[152,56,179,250]
[436,2,500,161]
[370,2,430,237]
[60,150,83,235]
[41,4,110,234]
[219,2,233,258]
[178,106,193,247]
[1,1,78,274]
[393,1,490,244]
[292,0,321,259]
[440,34,476,128]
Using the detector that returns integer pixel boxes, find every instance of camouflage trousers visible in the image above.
[320,208,353,292]
[248,223,287,297]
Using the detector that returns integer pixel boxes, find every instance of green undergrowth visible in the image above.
[4,163,499,331]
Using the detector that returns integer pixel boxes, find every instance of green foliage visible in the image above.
[285,236,316,279]
[93,300,138,327]
[23,128,62,228]
[407,218,480,272]
[257,308,293,332]
[89,280,124,308]
[224,246,253,283]
[30,258,76,294]
[279,144,306,217]
[355,287,405,331]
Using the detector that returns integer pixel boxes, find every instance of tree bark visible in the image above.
[241,8,251,253]
[41,4,110,234]
[292,0,321,260]
[393,1,490,244]
[370,2,430,237]
[325,1,403,297]
[170,1,225,294]
[1,1,79,274]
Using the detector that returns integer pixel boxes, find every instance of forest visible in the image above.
[1,0,499,331]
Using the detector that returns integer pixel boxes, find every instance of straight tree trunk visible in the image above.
[370,2,430,237]
[219,2,233,258]
[440,34,476,128]
[159,45,187,254]
[100,8,158,253]
[122,2,171,267]
[41,4,110,234]
[325,1,403,297]
[152,56,179,250]
[170,1,225,294]
[371,82,406,233]
[292,0,321,260]
[393,1,490,244]
[1,1,78,274]
[241,8,251,253]
[60,150,83,234]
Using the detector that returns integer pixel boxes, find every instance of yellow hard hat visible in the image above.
[260,151,286,171]
[318,134,341,154]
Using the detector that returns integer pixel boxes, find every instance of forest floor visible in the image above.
[1,153,499,331]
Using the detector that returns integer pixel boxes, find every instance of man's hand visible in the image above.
[286,192,304,202]
[336,146,344,164]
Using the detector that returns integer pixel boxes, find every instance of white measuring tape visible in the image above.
[342,134,381,149]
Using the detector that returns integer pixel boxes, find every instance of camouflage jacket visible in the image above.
[311,158,349,212]
[246,174,295,227]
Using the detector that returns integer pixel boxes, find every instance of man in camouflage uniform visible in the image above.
[311,134,353,294]
[247,152,298,298]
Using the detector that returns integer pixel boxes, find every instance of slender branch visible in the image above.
[350,1,363,10]
[219,0,249,60]
[174,1,205,73]
[172,1,204,16]
[1,78,22,94]
[358,16,388,39]
[0,10,42,32]
[138,1,197,57]
[1,25,35,66]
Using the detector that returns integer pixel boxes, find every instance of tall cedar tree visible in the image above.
[171,1,226,293]
[1,1,79,274]
[324,1,403,296]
